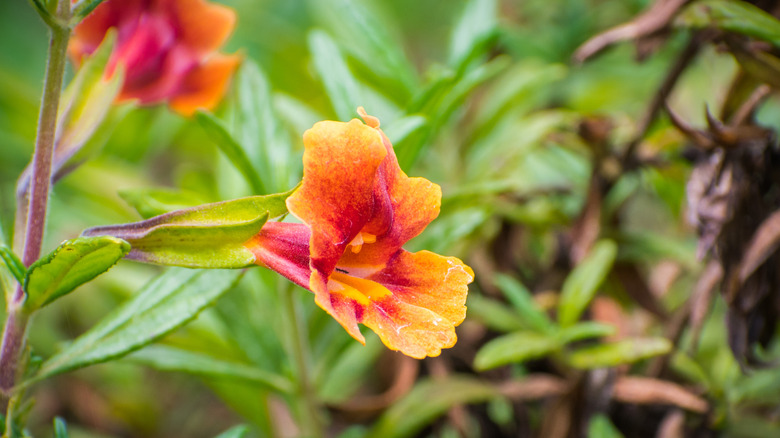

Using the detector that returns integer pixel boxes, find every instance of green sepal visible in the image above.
[82,187,298,269]
[23,236,130,312]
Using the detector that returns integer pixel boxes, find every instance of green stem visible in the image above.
[0,0,71,410]
[281,285,324,437]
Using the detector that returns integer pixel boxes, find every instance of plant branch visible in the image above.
[1,0,71,408]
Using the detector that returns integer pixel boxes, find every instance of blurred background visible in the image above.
[2,0,780,437]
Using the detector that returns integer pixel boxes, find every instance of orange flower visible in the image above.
[245,108,473,358]
[68,0,240,116]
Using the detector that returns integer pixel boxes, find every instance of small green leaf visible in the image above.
[308,30,363,121]
[196,111,265,195]
[309,0,418,93]
[23,236,130,312]
[226,61,295,194]
[119,187,210,219]
[677,0,780,47]
[0,245,25,284]
[83,188,296,268]
[317,335,384,403]
[556,322,615,345]
[53,417,69,438]
[71,0,108,23]
[494,274,555,334]
[448,0,498,69]
[32,268,243,381]
[125,345,292,394]
[466,294,525,333]
[474,331,559,370]
[213,425,250,438]
[588,414,624,438]
[366,377,498,438]
[566,337,672,369]
[558,239,618,327]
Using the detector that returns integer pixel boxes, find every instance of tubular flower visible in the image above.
[245,108,474,359]
[68,0,240,116]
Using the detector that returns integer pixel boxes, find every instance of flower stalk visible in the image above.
[1,0,72,407]
[282,284,324,437]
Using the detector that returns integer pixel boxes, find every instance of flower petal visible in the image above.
[312,249,473,358]
[163,0,237,53]
[286,119,388,277]
[244,222,311,289]
[168,53,241,116]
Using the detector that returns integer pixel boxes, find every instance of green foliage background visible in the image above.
[2,0,780,437]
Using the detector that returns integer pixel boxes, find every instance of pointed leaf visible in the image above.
[32,268,243,381]
[53,417,69,438]
[466,294,525,333]
[119,187,210,219]
[558,239,618,327]
[474,331,559,371]
[196,111,265,194]
[556,322,616,345]
[213,425,250,438]
[494,274,555,334]
[308,30,363,121]
[23,237,130,312]
[309,0,418,92]
[226,61,294,194]
[83,188,296,268]
[448,0,498,68]
[566,337,672,369]
[125,345,292,394]
[0,245,25,284]
[366,377,498,438]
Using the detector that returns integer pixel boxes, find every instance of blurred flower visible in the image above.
[68,0,241,116]
[246,108,473,358]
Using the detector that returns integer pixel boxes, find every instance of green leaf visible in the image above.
[494,274,555,334]
[309,0,418,93]
[0,245,25,284]
[558,239,618,327]
[466,294,525,333]
[23,236,130,312]
[82,188,296,268]
[366,377,498,438]
[196,111,265,195]
[226,61,295,194]
[474,331,559,370]
[677,0,780,47]
[308,30,363,121]
[119,187,210,219]
[556,322,615,345]
[53,417,68,438]
[32,268,243,381]
[448,0,498,68]
[566,337,672,369]
[213,425,250,438]
[71,0,108,23]
[588,414,624,438]
[125,345,292,394]
[317,335,384,403]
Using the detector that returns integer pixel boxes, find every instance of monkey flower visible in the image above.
[68,0,240,116]
[245,108,474,359]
